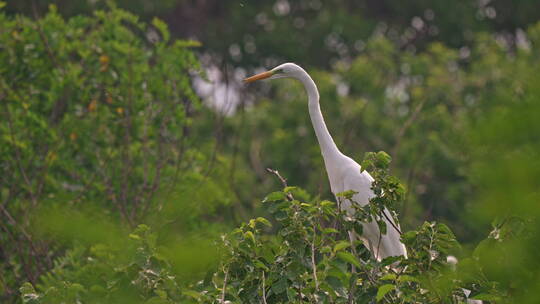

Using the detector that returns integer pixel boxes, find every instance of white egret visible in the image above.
[244,63,407,260]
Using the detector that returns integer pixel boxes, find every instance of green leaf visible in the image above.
[469,293,501,301]
[182,290,201,299]
[129,233,141,240]
[256,217,272,227]
[248,219,257,228]
[377,220,387,234]
[272,278,288,294]
[380,274,396,281]
[326,275,343,289]
[320,200,335,207]
[175,39,202,48]
[354,222,364,235]
[380,255,400,266]
[263,191,286,202]
[375,151,392,167]
[360,159,372,172]
[244,231,256,244]
[145,296,169,304]
[134,224,150,233]
[152,17,170,41]
[397,275,418,283]
[336,251,361,268]
[155,289,167,299]
[336,190,357,199]
[322,228,339,234]
[333,241,351,252]
[376,284,395,301]
[401,231,417,243]
[274,210,288,221]
[283,186,297,193]
[68,283,85,293]
[254,260,269,271]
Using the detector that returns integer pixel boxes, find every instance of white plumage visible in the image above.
[245,62,407,260]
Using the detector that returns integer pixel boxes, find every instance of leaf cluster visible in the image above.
[190,154,496,303]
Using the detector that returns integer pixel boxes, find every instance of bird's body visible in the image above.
[245,63,407,260]
[329,157,406,260]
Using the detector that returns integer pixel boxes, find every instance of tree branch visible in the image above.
[220,267,229,304]
[381,209,403,235]
[265,168,293,201]
[311,232,319,292]
[262,271,268,304]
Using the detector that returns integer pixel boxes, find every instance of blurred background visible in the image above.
[2,0,539,303]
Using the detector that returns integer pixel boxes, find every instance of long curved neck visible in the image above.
[297,71,343,160]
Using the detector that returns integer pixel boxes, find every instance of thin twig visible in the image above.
[381,209,402,235]
[262,271,268,304]
[390,97,427,159]
[3,102,38,206]
[348,276,355,304]
[265,168,293,201]
[376,229,382,261]
[311,232,319,292]
[220,267,229,304]
[32,2,62,71]
[348,230,357,304]
[122,52,134,224]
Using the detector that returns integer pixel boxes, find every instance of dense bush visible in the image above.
[193,153,501,303]
[20,224,186,304]
[21,153,505,303]
[0,4,236,301]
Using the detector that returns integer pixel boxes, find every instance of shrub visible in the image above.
[0,4,228,301]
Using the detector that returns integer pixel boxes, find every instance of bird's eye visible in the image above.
[274,68,284,74]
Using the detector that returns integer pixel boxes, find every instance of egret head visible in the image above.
[243,63,305,83]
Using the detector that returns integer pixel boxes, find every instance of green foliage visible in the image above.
[21,152,508,303]
[189,154,495,303]
[0,5,235,302]
[360,151,405,231]
[1,4,202,222]
[19,224,213,304]
[464,41,540,301]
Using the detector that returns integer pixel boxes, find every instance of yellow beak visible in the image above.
[243,70,274,83]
